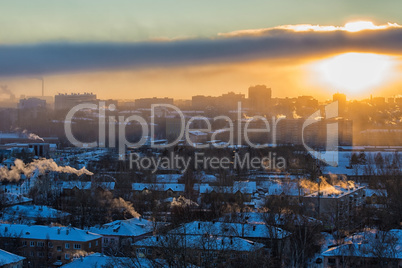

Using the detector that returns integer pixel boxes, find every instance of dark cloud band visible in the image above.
[1,28,402,77]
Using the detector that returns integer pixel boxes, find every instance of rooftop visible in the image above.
[305,185,365,198]
[88,217,154,237]
[169,220,291,239]
[61,253,168,268]
[0,249,25,265]
[134,234,266,252]
[132,183,185,192]
[1,205,70,222]
[0,224,101,242]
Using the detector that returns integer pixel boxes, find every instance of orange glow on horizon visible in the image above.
[310,52,396,96]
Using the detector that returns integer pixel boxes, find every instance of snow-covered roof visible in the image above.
[322,242,402,259]
[323,229,402,259]
[1,205,70,222]
[88,217,154,237]
[134,234,266,252]
[0,192,32,206]
[198,181,256,194]
[132,183,185,192]
[257,180,306,196]
[365,188,387,197]
[61,181,115,191]
[0,133,20,139]
[0,224,101,242]
[0,249,25,265]
[169,221,290,239]
[217,212,322,226]
[197,173,218,183]
[61,253,168,268]
[155,174,182,183]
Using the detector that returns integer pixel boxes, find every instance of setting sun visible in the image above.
[312,52,395,95]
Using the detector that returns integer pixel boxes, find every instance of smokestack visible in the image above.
[42,79,44,97]
[0,85,16,101]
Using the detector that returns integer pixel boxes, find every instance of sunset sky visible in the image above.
[1,0,402,100]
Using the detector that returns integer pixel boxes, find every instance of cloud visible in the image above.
[219,21,402,36]
[1,22,402,77]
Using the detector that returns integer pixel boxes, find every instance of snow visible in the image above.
[135,234,266,252]
[0,224,101,242]
[257,180,306,196]
[88,217,154,237]
[155,174,182,183]
[0,192,32,206]
[61,253,168,268]
[322,229,402,259]
[0,249,25,265]
[365,188,387,197]
[61,181,115,191]
[218,212,322,227]
[169,221,291,239]
[1,205,70,223]
[323,151,401,176]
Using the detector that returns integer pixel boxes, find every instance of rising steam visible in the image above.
[300,176,356,195]
[0,85,15,100]
[22,129,44,142]
[110,197,140,218]
[0,158,93,181]
[171,196,199,208]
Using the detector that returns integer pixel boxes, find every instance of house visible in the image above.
[1,205,70,224]
[169,221,291,248]
[364,188,387,206]
[322,229,402,268]
[197,181,256,203]
[0,249,25,268]
[134,234,266,267]
[88,217,157,255]
[61,181,115,196]
[132,183,185,198]
[303,184,366,229]
[0,224,102,267]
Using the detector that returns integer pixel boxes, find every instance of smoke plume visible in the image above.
[300,176,356,195]
[0,158,93,181]
[110,197,140,218]
[0,85,15,100]
[171,196,199,208]
[22,130,44,142]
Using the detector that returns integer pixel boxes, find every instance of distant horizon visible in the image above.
[1,88,400,103]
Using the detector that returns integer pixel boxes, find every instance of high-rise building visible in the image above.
[333,93,347,116]
[55,93,97,111]
[248,85,271,114]
[220,92,245,111]
[135,97,174,109]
